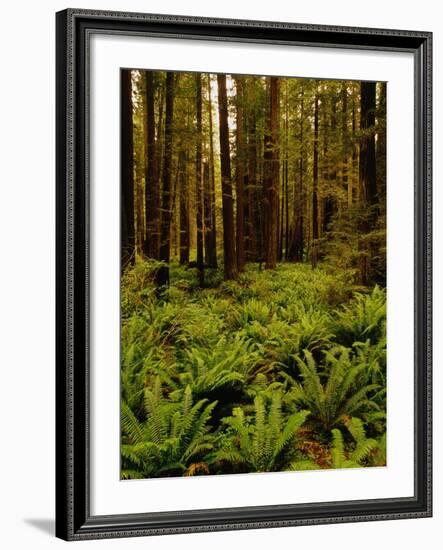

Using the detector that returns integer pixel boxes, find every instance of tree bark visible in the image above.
[217,74,237,279]
[352,87,359,204]
[265,77,280,269]
[143,72,160,259]
[284,82,290,259]
[288,85,305,262]
[206,74,218,268]
[156,72,175,290]
[358,81,377,285]
[359,81,377,206]
[121,70,135,269]
[376,82,387,201]
[235,77,246,271]
[195,73,204,286]
[322,94,336,234]
[179,150,189,264]
[203,161,212,266]
[311,91,319,269]
[341,83,351,209]
[247,78,258,261]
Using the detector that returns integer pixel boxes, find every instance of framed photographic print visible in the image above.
[55,8,432,541]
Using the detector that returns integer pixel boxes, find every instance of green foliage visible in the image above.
[121,260,387,479]
[333,286,386,347]
[212,393,310,472]
[121,378,217,478]
[121,258,162,317]
[169,335,260,403]
[330,417,384,468]
[290,348,381,431]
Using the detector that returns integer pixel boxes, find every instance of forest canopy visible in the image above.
[120,70,387,479]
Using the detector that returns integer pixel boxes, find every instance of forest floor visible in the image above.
[121,260,387,479]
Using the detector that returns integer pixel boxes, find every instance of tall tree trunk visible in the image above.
[235,77,246,271]
[352,87,359,204]
[217,74,237,279]
[121,70,135,269]
[376,82,387,201]
[284,83,290,259]
[265,77,280,269]
[206,75,218,268]
[322,94,336,234]
[289,85,305,262]
[135,150,144,256]
[143,72,160,259]
[341,83,351,209]
[156,72,175,290]
[195,74,204,286]
[155,85,165,188]
[358,81,377,285]
[359,81,377,206]
[203,161,212,266]
[262,79,271,265]
[247,78,258,261]
[311,91,319,269]
[179,150,189,264]
[279,168,284,261]
[297,111,305,264]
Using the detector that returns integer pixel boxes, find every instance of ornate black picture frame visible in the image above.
[55,8,432,541]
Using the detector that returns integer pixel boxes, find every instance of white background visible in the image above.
[0,0,440,548]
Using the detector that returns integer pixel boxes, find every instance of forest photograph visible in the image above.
[120,68,387,480]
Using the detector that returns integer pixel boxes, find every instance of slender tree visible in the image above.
[132,73,145,256]
[195,73,204,286]
[358,81,377,284]
[143,72,160,259]
[235,77,246,271]
[206,74,218,268]
[247,78,258,261]
[203,161,212,265]
[284,81,290,259]
[311,90,319,269]
[265,77,280,269]
[156,72,175,289]
[217,74,237,279]
[359,81,377,206]
[288,83,305,262]
[376,82,387,200]
[341,83,351,208]
[121,69,135,268]
[179,150,189,264]
[322,92,335,235]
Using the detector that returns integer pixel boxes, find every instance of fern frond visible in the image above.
[121,401,144,444]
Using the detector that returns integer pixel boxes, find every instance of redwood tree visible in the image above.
[217,74,237,279]
[311,90,319,269]
[195,73,204,286]
[206,74,218,268]
[156,72,175,289]
[178,150,189,264]
[143,72,160,259]
[235,77,246,271]
[265,77,280,270]
[121,69,135,268]
[358,81,377,284]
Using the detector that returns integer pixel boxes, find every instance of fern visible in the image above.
[121,378,217,478]
[333,286,386,347]
[331,417,382,468]
[170,335,260,402]
[121,260,386,478]
[291,348,380,430]
[213,394,309,472]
